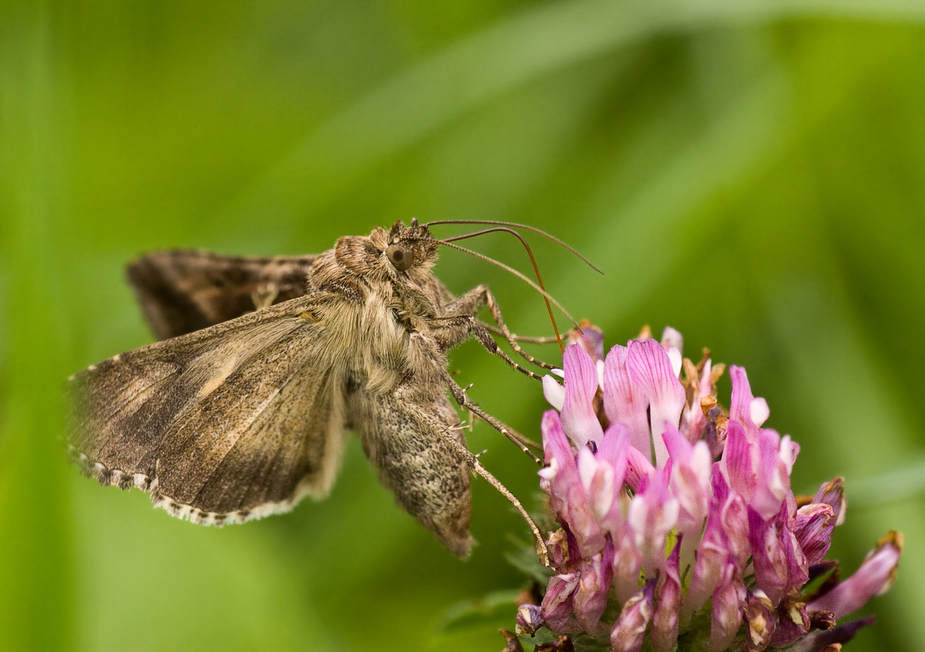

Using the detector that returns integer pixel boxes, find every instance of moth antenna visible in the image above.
[424,219,603,274]
[440,226,563,350]
[435,239,580,335]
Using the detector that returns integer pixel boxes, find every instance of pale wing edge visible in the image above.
[69,443,337,527]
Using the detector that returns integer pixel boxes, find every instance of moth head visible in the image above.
[335,220,438,279]
[383,219,438,274]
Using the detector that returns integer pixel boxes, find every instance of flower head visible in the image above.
[519,325,901,652]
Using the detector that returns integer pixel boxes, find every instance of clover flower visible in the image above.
[513,326,901,652]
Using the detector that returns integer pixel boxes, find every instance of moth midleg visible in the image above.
[444,285,556,371]
[442,370,541,463]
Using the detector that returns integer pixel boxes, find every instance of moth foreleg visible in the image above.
[444,285,556,371]
[480,324,559,345]
[468,321,545,381]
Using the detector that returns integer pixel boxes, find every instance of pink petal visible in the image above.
[578,446,614,524]
[748,506,808,606]
[683,473,747,626]
[603,344,652,460]
[807,531,903,619]
[721,419,757,505]
[793,503,836,566]
[542,410,604,555]
[663,427,711,566]
[769,596,810,648]
[729,365,758,434]
[568,322,605,362]
[560,344,604,447]
[541,572,580,632]
[660,326,683,354]
[627,467,679,577]
[623,441,656,493]
[542,375,565,411]
[651,538,682,652]
[515,604,544,636]
[813,476,847,526]
[612,522,643,605]
[743,589,776,650]
[750,397,770,427]
[628,339,686,467]
[711,562,746,651]
[573,544,614,634]
[611,579,655,652]
[596,424,630,535]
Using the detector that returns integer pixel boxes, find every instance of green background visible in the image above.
[2,1,924,650]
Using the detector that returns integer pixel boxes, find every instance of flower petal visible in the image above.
[573,544,614,634]
[611,579,655,652]
[743,590,775,651]
[711,562,746,651]
[769,596,810,648]
[561,344,604,446]
[807,531,903,619]
[793,503,836,567]
[651,538,682,652]
[660,326,683,354]
[541,572,580,632]
[568,322,606,362]
[603,344,652,460]
[813,476,847,526]
[627,467,679,577]
[628,339,686,466]
[543,375,566,411]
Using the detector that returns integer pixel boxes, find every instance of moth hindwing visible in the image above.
[68,219,549,559]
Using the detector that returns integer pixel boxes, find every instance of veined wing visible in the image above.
[127,250,318,339]
[67,294,347,524]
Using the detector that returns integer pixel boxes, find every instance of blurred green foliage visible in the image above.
[2,1,924,650]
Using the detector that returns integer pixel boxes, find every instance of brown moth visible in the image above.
[67,219,559,558]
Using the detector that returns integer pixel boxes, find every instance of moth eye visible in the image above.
[386,243,414,272]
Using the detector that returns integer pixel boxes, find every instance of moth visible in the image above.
[67,219,576,559]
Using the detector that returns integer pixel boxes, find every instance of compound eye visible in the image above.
[386,243,414,271]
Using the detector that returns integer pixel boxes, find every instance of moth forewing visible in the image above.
[68,294,349,524]
[69,220,550,560]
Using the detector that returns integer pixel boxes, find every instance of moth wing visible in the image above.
[127,250,318,339]
[68,294,347,524]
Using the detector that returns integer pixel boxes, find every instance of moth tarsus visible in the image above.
[68,219,568,562]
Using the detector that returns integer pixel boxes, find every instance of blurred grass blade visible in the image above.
[224,0,925,228]
[0,6,75,651]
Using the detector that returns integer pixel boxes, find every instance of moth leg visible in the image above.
[469,321,545,381]
[481,324,559,345]
[442,370,541,463]
[432,376,550,565]
[443,285,556,371]
[443,431,550,567]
